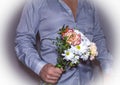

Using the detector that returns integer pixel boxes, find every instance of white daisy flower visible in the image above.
[79,44,88,55]
[68,46,76,53]
[80,52,89,61]
[71,56,79,64]
[74,29,81,34]
[74,45,82,55]
[69,45,80,54]
[62,50,74,61]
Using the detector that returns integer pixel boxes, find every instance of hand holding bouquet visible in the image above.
[44,25,98,85]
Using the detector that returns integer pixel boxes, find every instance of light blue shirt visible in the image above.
[15,0,112,85]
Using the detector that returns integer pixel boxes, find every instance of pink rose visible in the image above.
[62,29,81,46]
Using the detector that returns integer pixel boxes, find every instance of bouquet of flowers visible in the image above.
[55,25,98,71]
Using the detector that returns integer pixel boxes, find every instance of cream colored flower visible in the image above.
[89,43,98,60]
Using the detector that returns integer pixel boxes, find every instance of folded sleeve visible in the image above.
[15,0,46,75]
[92,8,113,74]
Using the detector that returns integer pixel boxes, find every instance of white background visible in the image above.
[0,0,120,85]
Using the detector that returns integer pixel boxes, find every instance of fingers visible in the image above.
[46,75,59,80]
[44,74,58,84]
[54,68,63,74]
[39,64,63,84]
[45,68,62,84]
[52,68,63,77]
[46,68,61,79]
[46,79,58,84]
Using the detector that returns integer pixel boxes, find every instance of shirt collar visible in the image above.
[58,0,81,3]
[58,0,81,15]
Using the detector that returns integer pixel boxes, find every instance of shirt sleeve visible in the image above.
[93,8,113,74]
[15,0,47,75]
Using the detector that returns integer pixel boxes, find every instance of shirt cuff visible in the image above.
[32,60,47,75]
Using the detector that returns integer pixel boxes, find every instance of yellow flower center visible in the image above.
[76,45,81,50]
[66,52,70,56]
